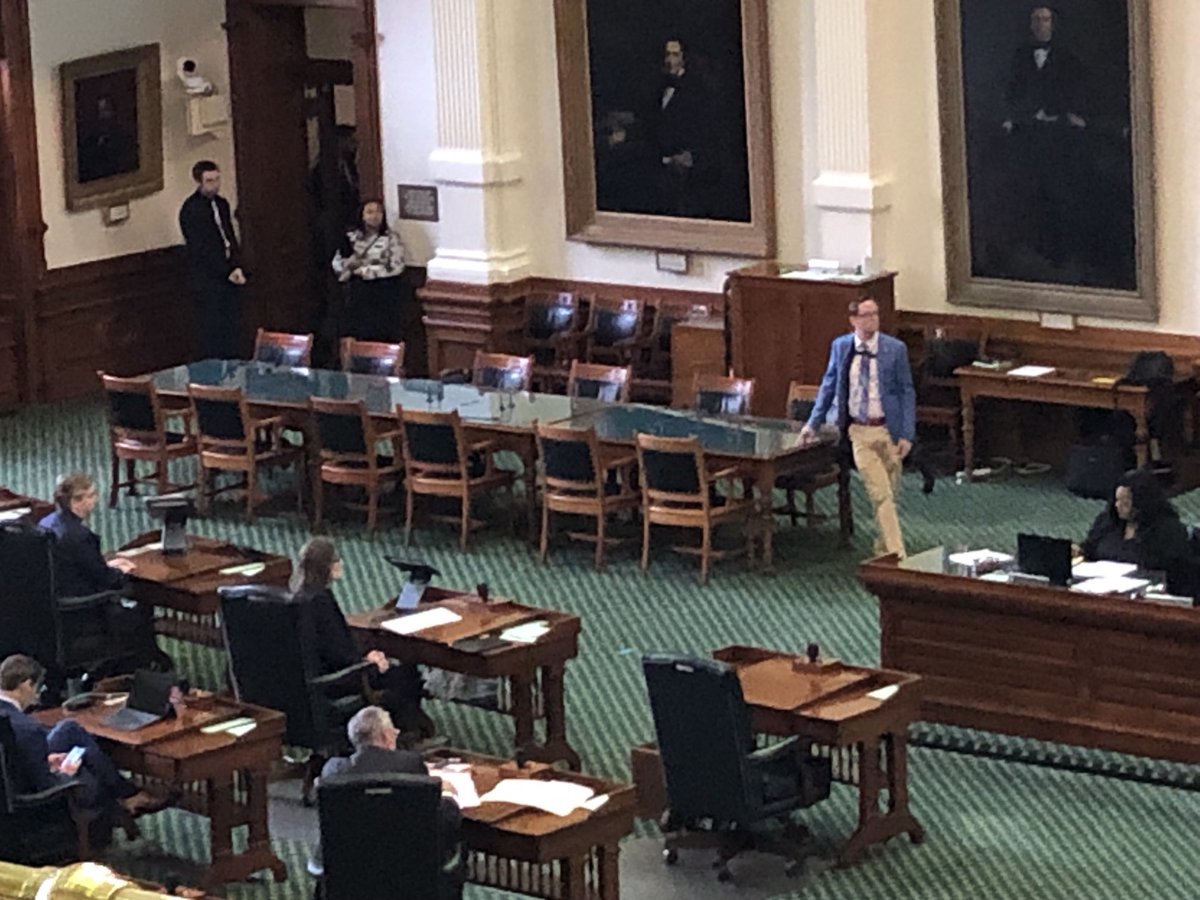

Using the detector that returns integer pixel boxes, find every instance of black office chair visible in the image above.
[317,773,463,900]
[0,715,90,865]
[642,653,832,881]
[218,585,374,805]
[0,524,157,702]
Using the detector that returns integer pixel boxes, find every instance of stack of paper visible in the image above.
[380,607,462,635]
[479,779,595,817]
[500,620,551,644]
[1071,576,1150,596]
[1071,560,1138,579]
[1008,365,1056,378]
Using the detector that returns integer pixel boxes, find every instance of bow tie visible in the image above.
[856,344,876,358]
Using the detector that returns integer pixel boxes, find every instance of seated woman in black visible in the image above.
[1081,469,1189,577]
[290,537,434,740]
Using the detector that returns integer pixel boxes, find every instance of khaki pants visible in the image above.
[848,424,905,558]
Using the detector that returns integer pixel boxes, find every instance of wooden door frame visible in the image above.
[229,0,382,199]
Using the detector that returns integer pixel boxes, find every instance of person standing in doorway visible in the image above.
[331,199,406,343]
[180,160,246,359]
[800,297,916,558]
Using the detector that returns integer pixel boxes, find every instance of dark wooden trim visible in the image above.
[351,0,383,199]
[524,276,723,313]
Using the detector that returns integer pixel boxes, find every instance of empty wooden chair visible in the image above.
[524,291,582,388]
[566,361,631,402]
[645,301,707,381]
[309,397,403,531]
[472,351,534,392]
[915,325,988,461]
[340,338,406,377]
[253,329,314,367]
[536,424,639,570]
[636,434,756,584]
[188,384,305,522]
[583,297,647,367]
[98,371,197,506]
[396,407,514,550]
[775,382,841,527]
[693,373,755,417]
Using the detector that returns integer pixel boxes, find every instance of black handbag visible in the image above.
[926,338,978,378]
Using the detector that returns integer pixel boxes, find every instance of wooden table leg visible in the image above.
[838,733,924,868]
[838,737,881,867]
[597,842,621,900]
[559,854,588,900]
[202,774,235,888]
[961,389,976,480]
[837,461,853,546]
[885,732,925,845]
[522,449,538,544]
[509,671,537,756]
[245,765,288,883]
[202,768,287,888]
[530,663,581,769]
[1133,402,1150,468]
[755,460,777,569]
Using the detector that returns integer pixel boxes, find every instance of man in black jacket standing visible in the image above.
[179,160,246,359]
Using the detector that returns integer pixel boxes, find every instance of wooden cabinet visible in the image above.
[669,318,725,408]
[727,264,896,417]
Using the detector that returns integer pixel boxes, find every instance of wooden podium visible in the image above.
[726,264,896,416]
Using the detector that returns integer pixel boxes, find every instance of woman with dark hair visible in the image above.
[1081,469,1189,575]
[290,537,433,739]
[331,199,405,342]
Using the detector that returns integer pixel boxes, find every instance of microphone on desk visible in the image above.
[476,582,490,603]
[806,643,820,665]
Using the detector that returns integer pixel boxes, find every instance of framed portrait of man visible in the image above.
[937,1,1155,319]
[60,43,163,212]
[554,0,774,257]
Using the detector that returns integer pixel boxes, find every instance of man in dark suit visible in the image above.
[37,472,135,599]
[0,654,164,815]
[179,160,246,359]
[800,297,916,558]
[650,39,716,218]
[308,706,463,896]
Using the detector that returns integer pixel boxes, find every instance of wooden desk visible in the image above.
[713,645,924,867]
[0,487,52,524]
[670,318,726,408]
[36,698,286,889]
[347,588,582,769]
[956,365,1189,476]
[430,750,635,900]
[110,532,290,648]
[861,547,1200,764]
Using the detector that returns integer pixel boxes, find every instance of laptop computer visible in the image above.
[1017,533,1073,587]
[102,669,176,731]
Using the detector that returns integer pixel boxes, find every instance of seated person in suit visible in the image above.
[308,705,463,892]
[0,654,167,816]
[291,537,434,739]
[37,472,137,597]
[1081,469,1189,576]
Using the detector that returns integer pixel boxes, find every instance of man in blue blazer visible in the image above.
[800,297,915,557]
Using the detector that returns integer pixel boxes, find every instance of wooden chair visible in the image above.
[523,291,582,389]
[188,384,305,522]
[915,325,988,460]
[583,297,647,367]
[693,372,755,417]
[775,382,841,527]
[253,329,314,367]
[309,397,404,531]
[396,406,514,550]
[97,371,197,507]
[645,301,709,381]
[566,361,631,402]
[472,351,534,392]
[536,424,639,570]
[635,434,756,584]
[340,338,406,377]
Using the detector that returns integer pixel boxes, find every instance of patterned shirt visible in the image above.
[332,230,405,282]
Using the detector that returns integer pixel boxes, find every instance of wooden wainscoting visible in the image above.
[32,247,193,401]
[0,308,19,412]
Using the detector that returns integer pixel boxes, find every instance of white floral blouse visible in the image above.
[331,230,406,282]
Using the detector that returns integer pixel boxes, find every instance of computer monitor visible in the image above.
[384,558,440,611]
[145,494,195,556]
[1017,533,1072,587]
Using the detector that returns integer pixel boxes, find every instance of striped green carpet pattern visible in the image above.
[3,398,1199,899]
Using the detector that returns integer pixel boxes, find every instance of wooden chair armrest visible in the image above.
[600,451,638,471]
[469,439,498,453]
[248,414,286,430]
[707,464,749,482]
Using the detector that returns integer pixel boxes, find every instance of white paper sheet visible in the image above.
[429,766,481,808]
[479,779,595,817]
[1072,560,1138,579]
[116,542,162,557]
[1071,576,1150,595]
[380,607,462,635]
[218,562,266,577]
[947,550,1014,566]
[0,507,31,523]
[867,684,900,702]
[1008,365,1056,378]
[500,620,551,644]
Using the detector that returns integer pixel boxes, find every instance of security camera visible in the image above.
[177,57,214,96]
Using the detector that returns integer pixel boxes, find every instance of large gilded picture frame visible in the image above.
[60,43,163,212]
[554,0,774,258]
[937,1,1155,320]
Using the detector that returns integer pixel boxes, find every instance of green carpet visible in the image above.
[3,398,1198,899]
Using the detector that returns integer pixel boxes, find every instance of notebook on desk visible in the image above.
[1017,533,1072,586]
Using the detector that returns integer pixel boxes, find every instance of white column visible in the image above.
[425,0,531,284]
[810,0,891,266]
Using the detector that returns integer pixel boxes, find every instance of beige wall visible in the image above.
[28,0,235,270]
